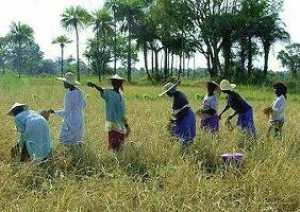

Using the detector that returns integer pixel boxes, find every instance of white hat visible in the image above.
[57,72,80,86]
[7,103,27,116]
[109,74,125,81]
[159,82,178,97]
[220,79,236,91]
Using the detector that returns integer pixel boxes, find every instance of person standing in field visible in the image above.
[197,81,220,133]
[87,74,129,152]
[8,103,52,162]
[50,72,86,145]
[219,79,256,137]
[264,82,287,138]
[160,82,196,147]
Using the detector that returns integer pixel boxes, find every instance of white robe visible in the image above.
[55,89,86,144]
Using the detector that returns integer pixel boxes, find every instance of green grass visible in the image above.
[0,73,300,211]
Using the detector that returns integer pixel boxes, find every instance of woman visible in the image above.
[87,74,129,152]
[219,79,256,137]
[8,103,52,162]
[160,82,196,147]
[50,72,86,145]
[198,81,219,133]
[264,82,287,138]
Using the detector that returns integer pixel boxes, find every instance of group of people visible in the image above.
[7,72,288,162]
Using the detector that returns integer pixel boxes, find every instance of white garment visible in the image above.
[55,89,86,144]
[201,95,218,119]
[270,95,285,122]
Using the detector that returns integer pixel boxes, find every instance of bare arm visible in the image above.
[87,82,103,93]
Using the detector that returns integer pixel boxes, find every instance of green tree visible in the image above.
[52,35,72,76]
[61,6,91,81]
[278,43,300,76]
[6,21,34,78]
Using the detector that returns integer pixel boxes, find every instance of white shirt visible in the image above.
[270,95,285,122]
[201,95,218,119]
[55,89,86,144]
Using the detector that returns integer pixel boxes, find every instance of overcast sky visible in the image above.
[0,0,299,70]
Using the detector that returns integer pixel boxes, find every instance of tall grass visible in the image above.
[0,74,300,211]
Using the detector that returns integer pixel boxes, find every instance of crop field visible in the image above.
[0,74,300,211]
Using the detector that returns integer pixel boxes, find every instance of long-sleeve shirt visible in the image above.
[100,89,127,134]
[270,95,286,122]
[55,89,86,144]
[226,91,252,114]
[15,110,52,161]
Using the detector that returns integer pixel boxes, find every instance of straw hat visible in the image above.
[159,82,178,97]
[220,79,236,91]
[109,74,125,81]
[57,72,80,86]
[7,103,27,116]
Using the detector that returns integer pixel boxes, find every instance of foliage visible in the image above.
[278,43,300,75]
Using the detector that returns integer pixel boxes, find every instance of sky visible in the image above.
[0,0,299,70]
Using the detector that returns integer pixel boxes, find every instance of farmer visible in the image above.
[50,72,86,145]
[197,81,220,133]
[159,82,196,147]
[219,79,256,137]
[264,82,287,138]
[8,103,52,162]
[87,74,129,152]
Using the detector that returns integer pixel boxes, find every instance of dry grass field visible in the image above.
[0,74,300,211]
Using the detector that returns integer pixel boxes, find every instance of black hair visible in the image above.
[273,82,287,99]
[12,106,26,116]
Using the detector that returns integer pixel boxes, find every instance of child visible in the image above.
[264,82,287,138]
[198,81,219,133]
[159,82,196,147]
[87,74,129,152]
[219,79,256,137]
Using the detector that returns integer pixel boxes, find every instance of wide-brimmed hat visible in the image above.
[220,79,236,91]
[109,74,125,81]
[159,82,178,97]
[7,103,27,116]
[57,72,80,86]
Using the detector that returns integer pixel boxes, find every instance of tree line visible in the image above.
[1,0,300,82]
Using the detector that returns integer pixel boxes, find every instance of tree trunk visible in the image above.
[151,49,154,75]
[171,53,174,76]
[263,43,270,77]
[164,47,168,81]
[75,25,80,81]
[17,40,21,78]
[60,44,64,77]
[247,36,253,77]
[143,43,152,81]
[127,17,132,82]
[97,29,102,82]
[155,50,159,80]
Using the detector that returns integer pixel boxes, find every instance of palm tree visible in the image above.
[7,21,34,78]
[61,6,91,81]
[52,35,72,76]
[90,8,113,81]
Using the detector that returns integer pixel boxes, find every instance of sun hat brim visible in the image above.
[159,83,177,97]
[7,103,27,116]
[57,77,80,86]
[220,83,236,91]
[109,76,125,81]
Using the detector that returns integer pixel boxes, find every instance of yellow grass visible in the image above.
[0,75,300,211]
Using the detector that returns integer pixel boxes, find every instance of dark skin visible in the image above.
[201,84,217,115]
[219,90,238,121]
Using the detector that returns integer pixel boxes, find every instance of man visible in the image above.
[50,72,86,145]
[87,74,129,151]
[8,103,52,162]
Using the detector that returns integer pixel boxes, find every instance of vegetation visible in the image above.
[0,74,300,211]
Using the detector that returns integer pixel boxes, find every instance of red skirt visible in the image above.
[108,131,125,151]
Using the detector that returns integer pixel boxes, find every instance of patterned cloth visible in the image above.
[15,110,52,161]
[100,89,127,134]
[201,115,219,133]
[55,89,86,144]
[171,108,196,145]
[237,109,256,137]
[108,130,125,151]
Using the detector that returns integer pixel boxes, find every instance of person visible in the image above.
[219,79,256,137]
[197,81,220,133]
[50,72,86,145]
[264,82,287,138]
[87,74,129,152]
[159,82,196,147]
[8,103,52,162]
